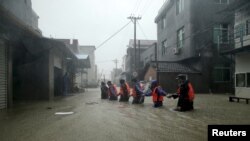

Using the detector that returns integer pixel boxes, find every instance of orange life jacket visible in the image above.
[188,83,195,101]
[152,86,164,102]
[108,84,117,96]
[176,82,195,101]
[131,83,142,97]
[119,83,130,95]
[131,88,136,97]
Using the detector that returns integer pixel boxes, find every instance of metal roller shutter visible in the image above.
[0,41,7,109]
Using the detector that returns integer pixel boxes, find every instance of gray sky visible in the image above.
[32,0,166,79]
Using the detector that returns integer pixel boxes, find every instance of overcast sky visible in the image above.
[32,0,166,79]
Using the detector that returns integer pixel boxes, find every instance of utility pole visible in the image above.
[113,59,118,77]
[138,40,141,71]
[127,16,141,74]
[154,42,159,81]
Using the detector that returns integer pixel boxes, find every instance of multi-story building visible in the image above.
[155,0,235,93]
[0,0,41,109]
[56,39,91,90]
[0,0,86,109]
[125,39,156,81]
[78,45,97,87]
[222,0,250,98]
[1,0,41,34]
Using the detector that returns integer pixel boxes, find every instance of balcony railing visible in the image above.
[218,24,250,53]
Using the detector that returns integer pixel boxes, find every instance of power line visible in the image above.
[96,59,120,63]
[137,20,149,40]
[139,0,154,17]
[132,0,140,14]
[96,21,131,49]
[133,0,143,15]
[113,59,119,77]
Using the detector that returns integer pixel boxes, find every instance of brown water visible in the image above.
[0,88,249,141]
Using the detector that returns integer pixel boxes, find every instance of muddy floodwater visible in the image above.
[0,88,249,141]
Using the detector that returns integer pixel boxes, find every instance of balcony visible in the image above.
[220,25,250,55]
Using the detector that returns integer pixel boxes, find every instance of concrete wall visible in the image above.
[1,0,40,31]
[155,0,234,93]
[234,2,250,98]
[156,0,232,62]
[156,0,193,62]
[235,53,250,98]
[140,45,155,67]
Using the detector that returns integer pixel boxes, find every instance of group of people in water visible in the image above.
[100,74,195,112]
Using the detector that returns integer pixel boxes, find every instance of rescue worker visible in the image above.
[131,78,144,104]
[107,81,118,100]
[100,81,108,99]
[145,80,167,108]
[117,79,130,102]
[174,74,195,111]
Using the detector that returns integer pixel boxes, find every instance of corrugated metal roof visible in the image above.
[157,62,200,73]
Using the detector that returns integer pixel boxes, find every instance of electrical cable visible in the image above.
[137,20,149,40]
[96,21,131,49]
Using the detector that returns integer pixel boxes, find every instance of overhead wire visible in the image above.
[131,0,140,15]
[140,0,154,17]
[137,20,149,40]
[96,21,131,49]
[133,0,143,15]
[96,59,120,63]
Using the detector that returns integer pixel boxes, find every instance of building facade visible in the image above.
[1,0,41,34]
[222,0,250,98]
[125,39,156,81]
[155,0,235,93]
[78,45,97,87]
[0,0,42,109]
[0,1,86,109]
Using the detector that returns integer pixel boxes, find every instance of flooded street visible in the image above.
[0,88,250,141]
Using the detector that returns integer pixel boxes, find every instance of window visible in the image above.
[161,40,167,56]
[213,66,231,82]
[177,27,184,48]
[235,24,242,38]
[214,0,229,4]
[234,23,248,38]
[213,24,229,44]
[236,73,246,87]
[176,0,184,15]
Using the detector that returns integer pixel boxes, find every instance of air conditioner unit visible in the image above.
[173,47,180,55]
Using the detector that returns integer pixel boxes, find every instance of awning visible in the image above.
[22,37,77,60]
[152,61,200,74]
[220,45,250,55]
[76,54,91,68]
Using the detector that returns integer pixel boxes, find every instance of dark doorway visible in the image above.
[54,67,63,96]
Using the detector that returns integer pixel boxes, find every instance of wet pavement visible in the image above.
[0,88,249,141]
